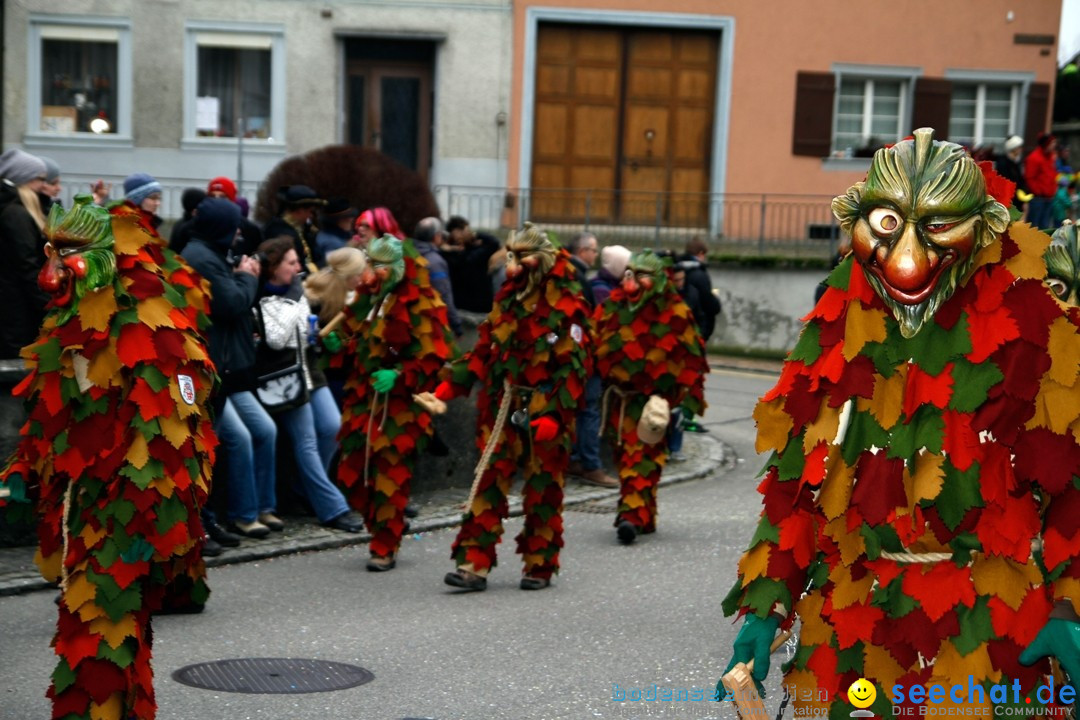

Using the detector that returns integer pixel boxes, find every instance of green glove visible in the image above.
[1019,617,1080,684]
[371,368,400,394]
[717,613,780,700]
[323,331,342,354]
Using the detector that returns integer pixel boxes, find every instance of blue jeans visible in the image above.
[278,387,349,523]
[572,374,603,471]
[217,392,278,523]
[668,408,685,454]
[1028,197,1053,230]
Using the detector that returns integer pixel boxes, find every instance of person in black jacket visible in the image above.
[181,197,281,542]
[441,215,502,313]
[168,188,207,254]
[0,149,51,359]
[675,236,721,341]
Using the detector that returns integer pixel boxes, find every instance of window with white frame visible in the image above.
[186,24,284,142]
[834,76,908,156]
[29,16,131,137]
[948,83,1019,149]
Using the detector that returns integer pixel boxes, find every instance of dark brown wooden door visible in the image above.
[347,60,432,182]
[531,25,717,226]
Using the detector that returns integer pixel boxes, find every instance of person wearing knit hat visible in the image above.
[0,148,47,186]
[0,148,50,358]
[112,172,166,240]
[39,156,62,201]
[207,176,237,202]
[123,172,162,208]
[590,244,631,306]
[995,136,1029,213]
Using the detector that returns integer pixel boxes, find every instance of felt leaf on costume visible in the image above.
[904,451,945,507]
[76,288,118,333]
[850,451,905,526]
[904,315,972,376]
[753,398,794,454]
[777,511,816,568]
[972,555,1039,611]
[902,563,975,622]
[860,366,905,430]
[789,323,823,365]
[901,362,954,418]
[948,359,1004,412]
[840,410,889,466]
[935,463,984,530]
[1045,316,1080,386]
[738,544,770,582]
[887,406,944,464]
[843,302,888,360]
[1003,223,1049,280]
[818,452,854,520]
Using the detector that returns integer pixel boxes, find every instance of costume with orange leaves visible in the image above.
[437,224,592,590]
[593,250,708,544]
[719,130,1080,715]
[330,235,455,568]
[0,196,216,720]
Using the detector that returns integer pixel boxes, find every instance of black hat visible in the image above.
[278,184,326,207]
[193,197,242,249]
[323,196,358,218]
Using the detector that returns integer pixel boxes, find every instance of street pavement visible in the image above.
[0,360,785,720]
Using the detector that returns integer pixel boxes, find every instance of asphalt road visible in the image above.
[0,367,781,720]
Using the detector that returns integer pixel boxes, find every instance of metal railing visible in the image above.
[433,186,842,258]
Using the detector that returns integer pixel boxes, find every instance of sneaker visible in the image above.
[202,536,224,557]
[520,576,551,590]
[323,512,364,533]
[617,520,638,545]
[228,520,271,539]
[258,512,285,532]
[366,555,397,572]
[443,568,487,591]
[205,520,241,547]
[669,452,688,463]
[580,468,619,488]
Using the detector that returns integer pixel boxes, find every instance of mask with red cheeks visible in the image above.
[504,223,556,300]
[363,234,405,299]
[831,128,1010,338]
[622,251,668,312]
[38,195,117,319]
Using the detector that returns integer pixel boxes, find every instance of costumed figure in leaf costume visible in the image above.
[0,196,216,720]
[719,129,1080,716]
[593,250,708,545]
[1045,220,1079,308]
[436,223,592,591]
[330,234,455,571]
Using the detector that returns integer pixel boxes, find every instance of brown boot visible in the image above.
[581,468,619,488]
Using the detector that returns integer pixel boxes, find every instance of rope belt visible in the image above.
[60,481,75,596]
[363,390,392,487]
[464,379,536,510]
[879,537,1042,565]
[599,384,637,446]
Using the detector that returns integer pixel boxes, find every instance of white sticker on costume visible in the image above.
[546,332,559,345]
[177,375,196,405]
[570,323,583,344]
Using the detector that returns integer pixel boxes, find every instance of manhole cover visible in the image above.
[173,658,374,694]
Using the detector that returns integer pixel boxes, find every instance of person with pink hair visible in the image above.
[352,206,404,248]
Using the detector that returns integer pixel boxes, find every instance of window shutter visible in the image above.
[910,78,952,139]
[1023,82,1050,148]
[792,71,835,157]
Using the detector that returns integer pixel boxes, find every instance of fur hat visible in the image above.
[327,247,366,278]
[637,394,670,445]
[0,149,47,186]
[601,245,632,278]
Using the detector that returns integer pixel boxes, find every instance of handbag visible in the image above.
[253,303,310,414]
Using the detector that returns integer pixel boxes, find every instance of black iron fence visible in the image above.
[433,186,842,258]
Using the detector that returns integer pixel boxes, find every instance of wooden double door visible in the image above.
[531,24,718,226]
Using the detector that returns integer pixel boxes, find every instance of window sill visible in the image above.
[821,157,873,172]
[180,137,286,154]
[23,132,134,149]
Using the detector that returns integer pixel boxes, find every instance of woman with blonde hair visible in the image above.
[0,148,50,358]
[303,246,366,327]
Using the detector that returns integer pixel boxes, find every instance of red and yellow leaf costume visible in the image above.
[593,257,708,533]
[724,134,1080,716]
[443,242,592,580]
[0,197,216,720]
[332,243,454,560]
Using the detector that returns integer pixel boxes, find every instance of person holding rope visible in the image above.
[0,196,217,719]
[433,223,592,592]
[330,234,455,571]
[593,250,708,545]
[719,129,1080,715]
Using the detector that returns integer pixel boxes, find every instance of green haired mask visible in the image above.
[1045,220,1080,306]
[39,194,117,324]
[365,233,405,295]
[623,251,670,313]
[831,127,1010,338]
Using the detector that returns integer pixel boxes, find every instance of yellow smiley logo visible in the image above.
[848,678,877,709]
